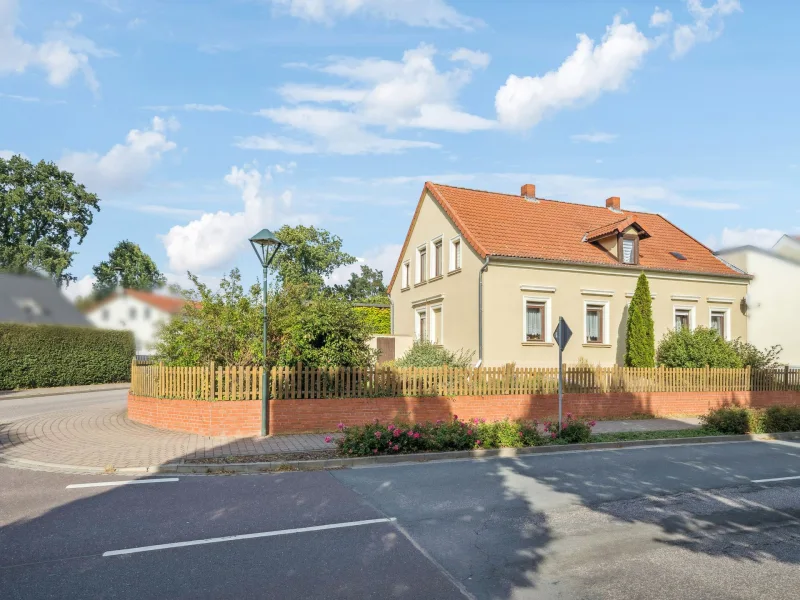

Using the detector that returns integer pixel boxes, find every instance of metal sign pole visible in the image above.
[558,317,564,431]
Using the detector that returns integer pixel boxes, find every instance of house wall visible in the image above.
[720,249,800,366]
[774,235,800,262]
[482,260,749,367]
[390,191,483,360]
[86,295,170,354]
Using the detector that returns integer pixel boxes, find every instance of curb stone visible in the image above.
[2,431,799,475]
[0,383,131,401]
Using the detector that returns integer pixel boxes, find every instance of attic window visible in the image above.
[620,235,638,265]
[670,251,687,261]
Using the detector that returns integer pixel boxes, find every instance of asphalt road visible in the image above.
[2,440,800,599]
[0,389,127,421]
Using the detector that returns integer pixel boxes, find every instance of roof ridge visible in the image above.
[428,181,664,216]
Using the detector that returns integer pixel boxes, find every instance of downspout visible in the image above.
[477,255,490,366]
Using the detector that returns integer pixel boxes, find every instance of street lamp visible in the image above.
[249,228,283,436]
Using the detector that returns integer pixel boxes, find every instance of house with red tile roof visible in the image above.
[83,289,191,355]
[388,182,751,367]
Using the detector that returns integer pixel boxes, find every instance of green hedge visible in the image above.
[0,323,135,390]
[354,306,391,335]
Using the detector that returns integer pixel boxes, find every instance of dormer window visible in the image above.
[621,236,637,264]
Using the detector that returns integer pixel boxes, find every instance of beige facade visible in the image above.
[391,192,750,367]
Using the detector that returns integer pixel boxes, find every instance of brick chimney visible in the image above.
[521,184,536,199]
[606,196,621,211]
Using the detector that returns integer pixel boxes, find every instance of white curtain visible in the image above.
[526,305,542,339]
[586,310,599,341]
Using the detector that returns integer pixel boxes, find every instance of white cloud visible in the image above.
[709,227,785,250]
[251,44,492,155]
[671,0,742,58]
[571,132,618,143]
[60,274,96,301]
[270,0,481,30]
[1,149,20,159]
[450,48,491,69]
[59,116,179,194]
[650,7,673,27]
[127,18,145,29]
[0,1,114,92]
[144,103,231,112]
[495,16,652,129]
[326,243,403,286]
[162,164,316,272]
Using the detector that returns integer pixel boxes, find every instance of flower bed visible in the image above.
[328,414,595,457]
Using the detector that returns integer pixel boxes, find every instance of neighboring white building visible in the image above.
[716,235,800,366]
[84,289,189,355]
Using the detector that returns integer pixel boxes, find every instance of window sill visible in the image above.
[448,268,462,276]
[522,342,554,347]
[413,281,427,288]
[582,343,612,348]
[400,286,410,292]
[428,275,444,283]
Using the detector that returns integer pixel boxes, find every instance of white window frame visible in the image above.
[583,300,610,345]
[415,244,427,284]
[621,237,635,264]
[521,295,553,343]
[415,307,428,341]
[449,235,462,272]
[709,307,731,340]
[430,303,443,345]
[673,305,696,332]
[401,260,410,289]
[430,236,443,279]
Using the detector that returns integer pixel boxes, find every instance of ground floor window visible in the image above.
[525,302,545,341]
[430,305,443,345]
[415,308,427,341]
[585,305,604,344]
[674,307,692,331]
[710,309,729,340]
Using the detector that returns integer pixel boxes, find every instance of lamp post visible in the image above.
[249,228,283,436]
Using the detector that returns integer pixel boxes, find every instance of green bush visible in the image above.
[728,338,784,369]
[625,273,655,367]
[543,413,595,443]
[395,340,474,368]
[763,406,800,432]
[700,406,750,434]
[656,327,743,368]
[0,323,135,390]
[332,416,550,456]
[353,305,390,335]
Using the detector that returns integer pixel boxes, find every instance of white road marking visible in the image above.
[752,475,800,483]
[103,517,397,557]
[66,478,179,489]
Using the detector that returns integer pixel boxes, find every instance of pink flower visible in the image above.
[467,430,473,436]
[373,448,378,454]
[436,419,443,425]
[473,418,479,424]
[393,429,401,438]
[567,412,573,418]
[480,418,486,424]
[337,422,345,431]
[413,432,420,439]
[550,432,557,439]
[476,440,482,445]
[393,444,399,451]
[387,424,395,431]
[589,420,597,427]
[407,430,414,437]
[324,435,333,443]
[518,431,523,437]
[453,415,458,420]
[374,431,382,439]
[562,423,567,430]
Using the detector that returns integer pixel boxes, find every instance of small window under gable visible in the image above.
[585,218,649,266]
[621,236,637,264]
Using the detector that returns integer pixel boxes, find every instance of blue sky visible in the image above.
[2,0,797,299]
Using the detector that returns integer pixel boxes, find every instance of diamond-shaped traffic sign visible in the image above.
[553,318,572,351]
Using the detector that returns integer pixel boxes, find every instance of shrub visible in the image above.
[656,327,743,368]
[763,406,800,432]
[353,305,390,335]
[728,338,784,369]
[700,406,750,434]
[0,323,135,390]
[625,273,655,367]
[395,340,474,368]
[543,413,595,444]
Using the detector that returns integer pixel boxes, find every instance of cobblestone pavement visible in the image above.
[0,409,330,469]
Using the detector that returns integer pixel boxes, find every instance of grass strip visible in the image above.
[591,428,718,443]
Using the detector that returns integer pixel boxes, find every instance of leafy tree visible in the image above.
[92,240,167,298]
[656,327,743,368]
[155,269,375,367]
[625,273,655,367]
[0,155,100,285]
[272,225,355,290]
[335,265,388,301]
[353,305,390,334]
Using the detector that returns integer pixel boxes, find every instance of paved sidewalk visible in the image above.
[0,405,701,471]
[0,383,131,401]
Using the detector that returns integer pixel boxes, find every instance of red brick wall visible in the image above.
[129,391,800,436]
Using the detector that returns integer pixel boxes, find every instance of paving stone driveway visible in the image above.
[0,409,329,469]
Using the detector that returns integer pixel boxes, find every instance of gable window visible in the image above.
[432,238,443,278]
[585,305,604,344]
[449,237,462,272]
[401,261,410,289]
[525,302,545,341]
[710,309,729,340]
[620,235,638,265]
[416,245,427,284]
[674,308,693,331]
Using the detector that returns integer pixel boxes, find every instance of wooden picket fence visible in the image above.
[130,361,800,401]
